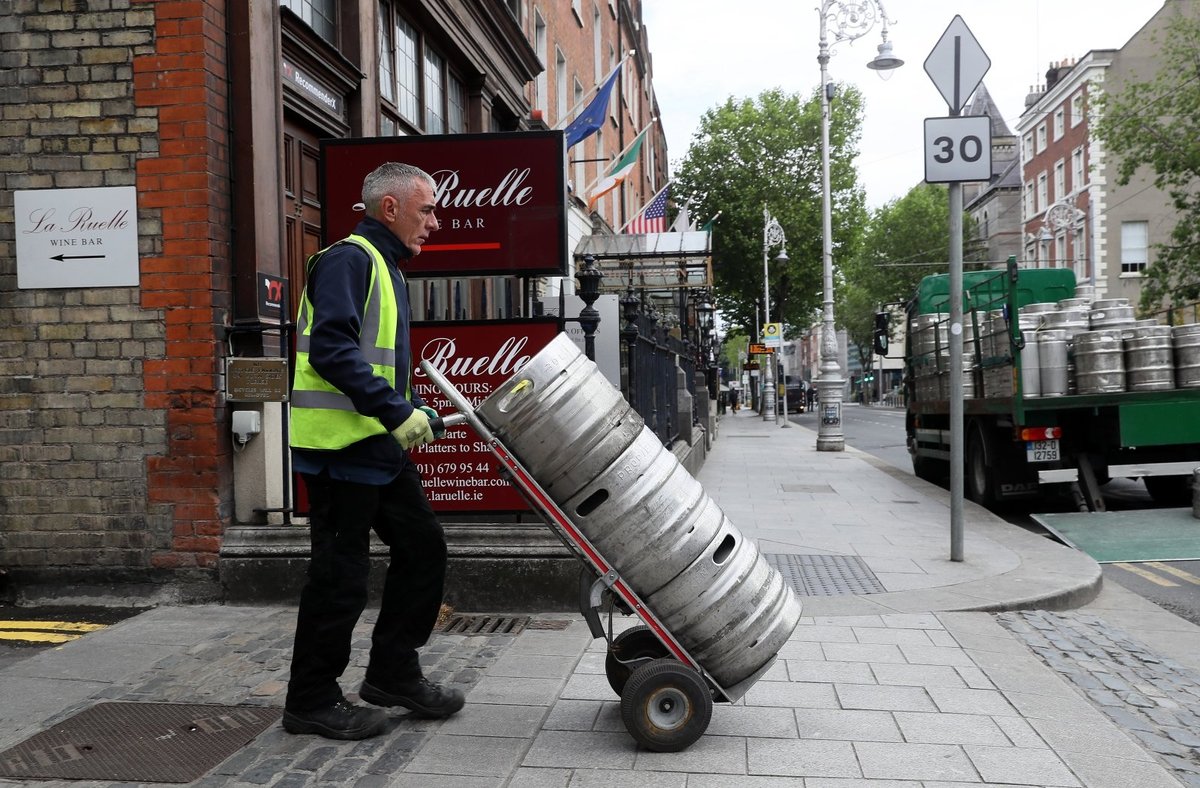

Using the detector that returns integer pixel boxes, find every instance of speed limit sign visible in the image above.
[923,116,992,183]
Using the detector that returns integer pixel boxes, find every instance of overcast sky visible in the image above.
[641,0,1162,209]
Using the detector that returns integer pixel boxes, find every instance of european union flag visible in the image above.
[564,64,622,149]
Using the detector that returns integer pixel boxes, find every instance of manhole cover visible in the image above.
[0,702,281,783]
[765,554,887,596]
[437,614,530,635]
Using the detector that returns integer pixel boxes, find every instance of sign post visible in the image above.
[923,15,991,563]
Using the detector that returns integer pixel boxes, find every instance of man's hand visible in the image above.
[418,406,446,439]
[391,409,434,450]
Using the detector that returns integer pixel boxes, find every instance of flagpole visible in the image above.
[552,50,636,130]
[618,179,673,232]
[580,118,657,195]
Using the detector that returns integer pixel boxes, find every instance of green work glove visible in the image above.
[418,405,445,439]
[391,409,434,450]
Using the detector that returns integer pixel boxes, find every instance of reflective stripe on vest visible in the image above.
[290,235,406,450]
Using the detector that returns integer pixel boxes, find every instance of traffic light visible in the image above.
[872,311,889,355]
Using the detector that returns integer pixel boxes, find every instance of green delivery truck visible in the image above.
[900,261,1200,511]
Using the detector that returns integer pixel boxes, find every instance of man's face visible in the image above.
[381,179,438,255]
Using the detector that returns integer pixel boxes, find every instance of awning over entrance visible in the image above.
[574,231,712,291]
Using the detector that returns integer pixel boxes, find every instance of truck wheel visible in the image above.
[620,658,712,752]
[966,425,996,506]
[1144,475,1193,507]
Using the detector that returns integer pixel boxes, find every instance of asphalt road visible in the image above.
[810,403,1200,628]
[0,603,148,670]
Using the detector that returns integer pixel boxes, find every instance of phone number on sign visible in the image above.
[416,462,491,476]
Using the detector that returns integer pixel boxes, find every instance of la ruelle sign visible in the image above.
[320,132,567,277]
[410,319,560,513]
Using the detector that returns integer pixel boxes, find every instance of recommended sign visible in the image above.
[762,322,783,348]
[924,116,992,183]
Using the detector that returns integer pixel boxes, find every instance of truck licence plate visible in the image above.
[1026,439,1060,462]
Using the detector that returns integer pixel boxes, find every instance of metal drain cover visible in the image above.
[765,554,887,596]
[438,614,530,635]
[0,702,281,783]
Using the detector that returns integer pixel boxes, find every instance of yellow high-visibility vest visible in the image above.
[290,234,407,450]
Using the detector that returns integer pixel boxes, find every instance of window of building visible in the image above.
[281,0,336,44]
[423,47,446,134]
[378,5,466,135]
[555,48,567,126]
[573,78,585,190]
[378,7,394,104]
[1073,226,1086,280]
[1054,159,1065,201]
[447,72,465,134]
[1053,108,1064,140]
[983,210,989,239]
[593,4,602,81]
[1071,147,1085,190]
[609,46,618,125]
[1035,123,1047,153]
[1071,91,1084,127]
[1022,133,1033,163]
[1055,234,1066,268]
[572,0,583,24]
[504,0,521,21]
[1121,220,1148,274]
[1037,172,1047,213]
[1023,182,1034,220]
[394,14,418,123]
[533,11,547,113]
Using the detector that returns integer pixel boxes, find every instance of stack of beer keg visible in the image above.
[473,333,802,689]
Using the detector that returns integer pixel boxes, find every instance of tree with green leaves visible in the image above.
[1093,5,1200,314]
[839,182,970,368]
[674,87,869,338]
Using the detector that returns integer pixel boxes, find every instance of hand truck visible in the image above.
[421,361,778,752]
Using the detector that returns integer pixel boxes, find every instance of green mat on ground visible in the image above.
[1032,508,1200,563]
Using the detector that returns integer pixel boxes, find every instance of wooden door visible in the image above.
[283,119,324,323]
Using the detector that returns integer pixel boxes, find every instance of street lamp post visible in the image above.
[762,206,788,424]
[816,0,903,450]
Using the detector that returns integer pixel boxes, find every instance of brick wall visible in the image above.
[0,0,232,599]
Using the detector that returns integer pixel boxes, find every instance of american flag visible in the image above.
[625,186,669,234]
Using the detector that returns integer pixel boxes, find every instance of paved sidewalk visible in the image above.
[6,406,1200,786]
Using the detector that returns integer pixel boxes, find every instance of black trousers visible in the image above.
[285,461,446,712]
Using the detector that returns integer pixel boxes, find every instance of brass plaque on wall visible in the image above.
[226,358,289,402]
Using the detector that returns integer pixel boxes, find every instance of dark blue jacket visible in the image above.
[292,217,426,484]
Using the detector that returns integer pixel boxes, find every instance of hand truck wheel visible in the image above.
[604,625,669,696]
[619,658,712,752]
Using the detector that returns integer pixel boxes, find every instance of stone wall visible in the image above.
[0,0,232,601]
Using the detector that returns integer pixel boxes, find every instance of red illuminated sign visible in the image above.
[410,318,562,512]
[320,132,567,277]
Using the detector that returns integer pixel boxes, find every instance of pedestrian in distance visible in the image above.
[283,162,464,741]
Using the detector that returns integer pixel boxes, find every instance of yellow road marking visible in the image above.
[1146,562,1200,585]
[0,621,106,632]
[0,631,81,643]
[1112,562,1179,587]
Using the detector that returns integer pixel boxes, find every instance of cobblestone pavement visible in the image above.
[998,610,1200,788]
[0,608,521,788]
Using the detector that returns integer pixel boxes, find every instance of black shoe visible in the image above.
[282,699,387,740]
[360,677,465,718]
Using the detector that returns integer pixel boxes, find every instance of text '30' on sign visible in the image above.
[923,116,992,184]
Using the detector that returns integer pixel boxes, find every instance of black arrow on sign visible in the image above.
[50,254,106,261]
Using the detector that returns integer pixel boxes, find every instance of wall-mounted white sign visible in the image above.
[14,186,140,289]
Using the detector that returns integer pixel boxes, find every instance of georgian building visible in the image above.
[0,0,669,605]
